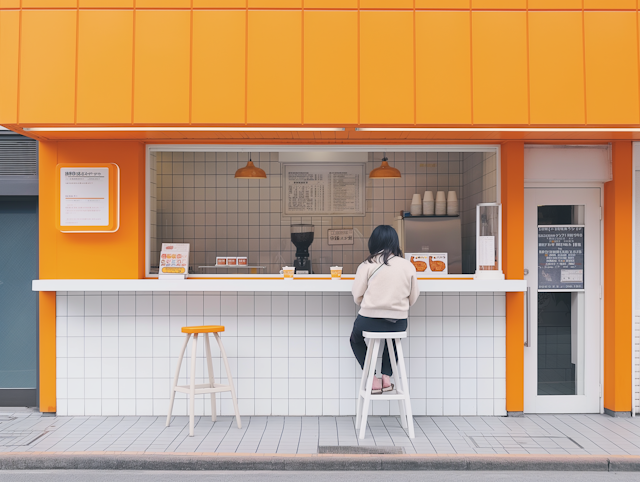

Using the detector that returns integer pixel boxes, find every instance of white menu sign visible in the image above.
[60,168,109,226]
[283,163,365,216]
[159,243,190,279]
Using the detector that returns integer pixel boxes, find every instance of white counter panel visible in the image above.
[34,278,526,293]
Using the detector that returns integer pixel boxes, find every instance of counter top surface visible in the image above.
[33,278,527,292]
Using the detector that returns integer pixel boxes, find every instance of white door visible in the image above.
[524,187,601,413]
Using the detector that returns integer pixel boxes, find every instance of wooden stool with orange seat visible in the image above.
[166,325,241,436]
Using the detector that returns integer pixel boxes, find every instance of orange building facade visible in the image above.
[1,0,638,417]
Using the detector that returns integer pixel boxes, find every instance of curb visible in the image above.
[1,453,640,471]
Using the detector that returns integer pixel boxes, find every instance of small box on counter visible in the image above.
[405,253,448,275]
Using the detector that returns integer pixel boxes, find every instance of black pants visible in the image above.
[350,314,408,377]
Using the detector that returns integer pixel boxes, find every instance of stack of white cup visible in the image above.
[447,191,459,216]
[435,191,447,215]
[410,193,422,215]
[422,191,435,215]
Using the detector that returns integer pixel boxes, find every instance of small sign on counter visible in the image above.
[405,253,448,275]
[328,228,354,245]
[538,226,584,290]
[159,243,190,279]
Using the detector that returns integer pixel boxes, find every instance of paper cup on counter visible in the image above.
[237,257,248,266]
[216,257,227,266]
[227,257,237,266]
[282,267,295,280]
[331,266,343,280]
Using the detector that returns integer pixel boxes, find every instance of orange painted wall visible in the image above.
[39,141,146,280]
[2,3,640,127]
[501,142,525,413]
[603,142,633,413]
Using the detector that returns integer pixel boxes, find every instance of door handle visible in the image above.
[524,286,531,347]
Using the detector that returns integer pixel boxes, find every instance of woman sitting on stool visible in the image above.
[351,225,420,394]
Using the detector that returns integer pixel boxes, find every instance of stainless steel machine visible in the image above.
[396,216,462,274]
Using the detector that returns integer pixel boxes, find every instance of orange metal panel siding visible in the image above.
[416,11,472,125]
[584,0,637,9]
[584,12,640,125]
[39,292,56,413]
[0,10,19,124]
[79,1,134,6]
[193,0,246,6]
[416,0,469,8]
[303,10,358,124]
[192,10,246,124]
[77,10,134,124]
[472,0,527,9]
[528,12,585,125]
[19,10,76,124]
[603,142,633,413]
[501,142,524,413]
[136,0,192,7]
[248,0,302,7]
[134,10,190,124]
[360,11,414,125]
[22,0,77,7]
[305,0,358,8]
[472,12,528,125]
[529,0,582,8]
[0,1,21,8]
[247,10,302,124]
[360,0,413,8]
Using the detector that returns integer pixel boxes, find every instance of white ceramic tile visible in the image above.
[56,296,68,316]
[476,317,493,336]
[426,398,443,416]
[85,358,101,378]
[153,295,170,314]
[443,398,460,416]
[460,399,477,416]
[459,295,476,316]
[425,295,442,316]
[410,296,426,316]
[68,360,85,379]
[443,378,459,398]
[494,296,506,316]
[477,296,494,316]
[425,337,442,358]
[271,296,288,316]
[289,296,305,316]
[408,357,426,378]
[237,336,255,357]
[305,337,322,357]
[102,379,118,398]
[67,379,85,399]
[136,295,153,316]
[67,296,85,317]
[494,337,506,358]
[102,358,119,378]
[322,337,339,358]
[305,317,322,336]
[118,316,136,336]
[426,317,442,336]
[442,296,460,316]
[306,380,322,399]
[442,317,459,336]
[493,357,506,379]
[119,295,136,316]
[477,399,494,416]
[443,337,460,358]
[410,336,426,357]
[493,317,506,337]
[306,358,323,378]
[67,338,85,358]
[67,317,85,337]
[459,317,476,336]
[169,295,187,316]
[443,358,460,378]
[102,296,119,316]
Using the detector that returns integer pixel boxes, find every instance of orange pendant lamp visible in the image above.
[369,153,401,179]
[234,153,267,179]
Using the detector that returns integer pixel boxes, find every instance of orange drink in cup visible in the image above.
[331,266,343,280]
[282,267,295,280]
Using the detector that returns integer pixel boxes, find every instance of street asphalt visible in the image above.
[2,470,640,481]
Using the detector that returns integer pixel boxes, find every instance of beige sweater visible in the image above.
[352,255,420,319]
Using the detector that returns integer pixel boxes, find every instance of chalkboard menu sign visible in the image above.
[538,226,584,290]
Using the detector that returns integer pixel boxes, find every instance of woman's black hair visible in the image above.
[366,225,403,265]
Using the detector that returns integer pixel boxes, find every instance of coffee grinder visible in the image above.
[290,224,314,274]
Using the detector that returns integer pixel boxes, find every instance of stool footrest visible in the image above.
[358,390,409,401]
[174,384,233,395]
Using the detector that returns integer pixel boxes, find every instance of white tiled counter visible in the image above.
[46,286,514,418]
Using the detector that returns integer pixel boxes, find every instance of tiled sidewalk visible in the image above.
[2,410,640,456]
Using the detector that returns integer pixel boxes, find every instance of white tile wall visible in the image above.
[55,291,507,417]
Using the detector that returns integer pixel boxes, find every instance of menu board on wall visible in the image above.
[283,163,366,216]
[56,163,120,233]
[60,168,110,226]
[538,226,584,290]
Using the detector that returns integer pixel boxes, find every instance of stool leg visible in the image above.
[188,333,199,437]
[396,340,414,439]
[204,333,217,422]
[359,338,381,440]
[356,338,376,428]
[166,333,191,427]
[216,333,242,429]
[387,338,407,429]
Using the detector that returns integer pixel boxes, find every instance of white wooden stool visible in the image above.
[356,331,414,439]
[166,325,241,436]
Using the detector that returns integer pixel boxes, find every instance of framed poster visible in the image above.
[282,163,366,216]
[538,225,584,290]
[56,163,120,233]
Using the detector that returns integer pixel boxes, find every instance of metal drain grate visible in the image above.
[469,435,583,450]
[318,445,405,455]
[0,431,48,446]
